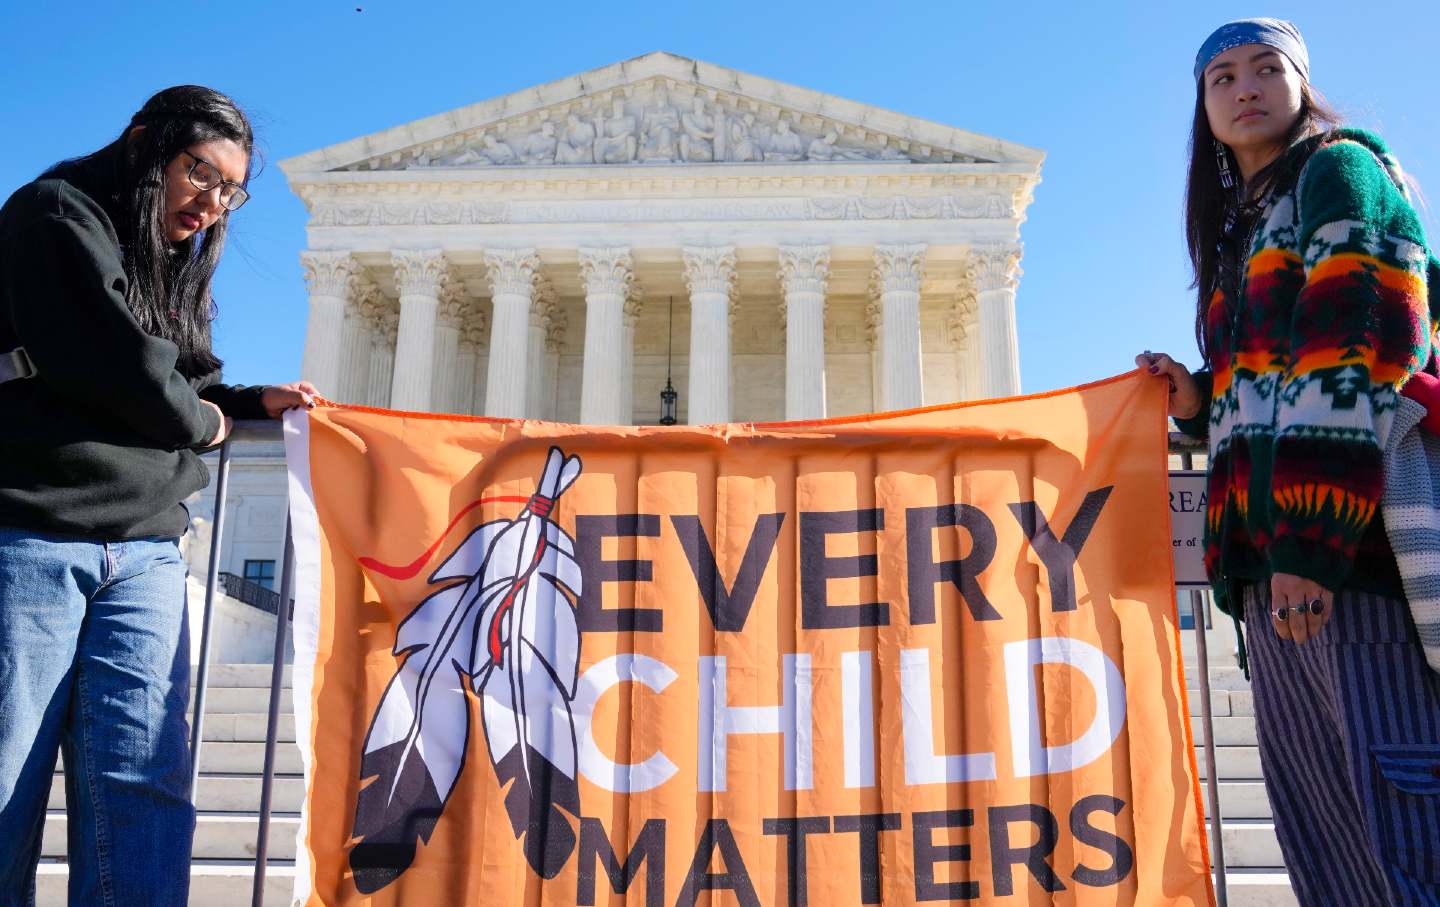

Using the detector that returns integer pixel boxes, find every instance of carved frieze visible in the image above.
[312,200,508,227]
[307,192,1016,229]
[377,80,977,173]
[810,193,1014,221]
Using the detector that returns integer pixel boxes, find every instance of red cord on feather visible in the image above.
[488,536,548,666]
[358,495,530,580]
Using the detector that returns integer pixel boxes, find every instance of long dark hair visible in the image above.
[1184,80,1341,366]
[42,86,255,376]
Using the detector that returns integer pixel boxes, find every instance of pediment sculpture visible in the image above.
[399,84,969,171]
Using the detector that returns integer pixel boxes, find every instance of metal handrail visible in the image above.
[1173,432,1228,906]
[218,571,295,619]
[186,421,1230,906]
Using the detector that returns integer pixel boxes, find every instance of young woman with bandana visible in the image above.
[1139,18,1440,904]
[0,86,319,904]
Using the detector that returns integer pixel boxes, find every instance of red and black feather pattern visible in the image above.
[348,447,585,892]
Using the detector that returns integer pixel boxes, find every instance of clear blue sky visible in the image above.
[2,1,1435,398]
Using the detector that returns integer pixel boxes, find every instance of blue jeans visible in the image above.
[0,527,194,907]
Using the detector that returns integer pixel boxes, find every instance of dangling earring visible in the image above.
[1214,139,1235,190]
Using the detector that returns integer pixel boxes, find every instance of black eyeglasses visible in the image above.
[181,150,250,212]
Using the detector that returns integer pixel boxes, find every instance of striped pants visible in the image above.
[1246,584,1440,905]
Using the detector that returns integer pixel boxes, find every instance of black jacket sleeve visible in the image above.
[1171,369,1212,443]
[196,373,270,421]
[1,186,221,449]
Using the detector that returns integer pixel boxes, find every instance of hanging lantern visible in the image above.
[659,295,678,425]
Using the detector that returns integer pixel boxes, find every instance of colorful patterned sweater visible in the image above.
[1174,129,1440,610]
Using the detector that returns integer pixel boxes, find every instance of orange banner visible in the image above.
[282,370,1213,906]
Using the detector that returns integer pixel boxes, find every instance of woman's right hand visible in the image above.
[202,399,232,447]
[1135,351,1202,419]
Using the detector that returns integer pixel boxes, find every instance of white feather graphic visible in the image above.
[349,447,585,892]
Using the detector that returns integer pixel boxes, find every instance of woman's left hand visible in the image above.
[1269,572,1335,644]
[261,381,319,419]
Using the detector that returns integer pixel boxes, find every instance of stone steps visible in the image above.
[42,812,301,861]
[34,860,295,907]
[33,671,1295,905]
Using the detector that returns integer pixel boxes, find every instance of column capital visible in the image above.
[578,246,636,299]
[459,306,488,353]
[946,290,978,350]
[968,244,1023,293]
[777,244,831,297]
[532,275,558,320]
[682,245,737,299]
[351,273,385,323]
[871,243,927,294]
[623,284,645,324]
[300,250,355,298]
[483,247,541,298]
[864,297,883,351]
[545,306,568,353]
[438,274,468,326]
[390,248,448,297]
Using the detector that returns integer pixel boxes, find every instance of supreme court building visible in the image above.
[186,52,1044,650]
[282,51,1043,424]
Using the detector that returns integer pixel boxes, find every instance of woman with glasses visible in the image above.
[0,85,317,904]
[1140,19,1440,904]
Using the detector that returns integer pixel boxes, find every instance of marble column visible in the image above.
[388,249,447,411]
[865,297,884,411]
[872,243,927,411]
[622,293,642,424]
[947,293,982,401]
[968,245,1023,398]
[543,307,566,422]
[336,274,377,405]
[483,248,540,419]
[526,284,551,419]
[455,310,487,415]
[778,245,830,420]
[366,306,398,408]
[430,279,465,414]
[683,246,737,425]
[299,250,354,398]
[578,247,634,425]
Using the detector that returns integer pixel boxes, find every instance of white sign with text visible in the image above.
[1169,471,1208,587]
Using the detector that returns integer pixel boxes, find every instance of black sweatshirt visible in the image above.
[0,147,268,540]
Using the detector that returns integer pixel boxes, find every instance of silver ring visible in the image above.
[1272,606,1289,622]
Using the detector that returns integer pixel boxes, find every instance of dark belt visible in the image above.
[0,347,36,384]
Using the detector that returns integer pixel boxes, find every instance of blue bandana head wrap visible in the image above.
[1194,18,1309,84]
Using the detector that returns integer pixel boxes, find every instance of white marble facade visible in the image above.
[282,51,1043,424]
